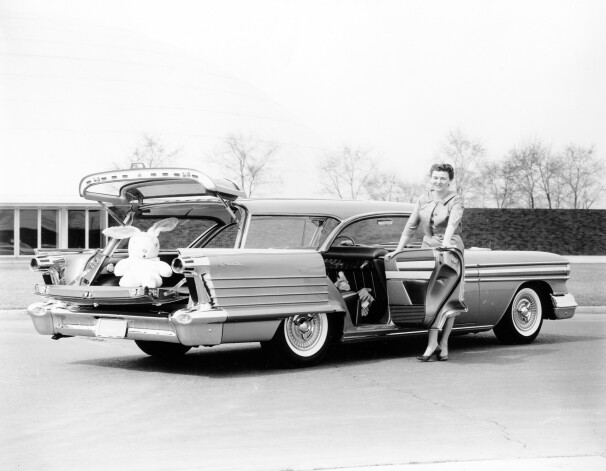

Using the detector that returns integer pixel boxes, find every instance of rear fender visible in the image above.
[173,248,339,320]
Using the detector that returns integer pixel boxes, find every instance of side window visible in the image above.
[316,218,340,246]
[204,223,239,248]
[331,216,409,247]
[246,216,340,249]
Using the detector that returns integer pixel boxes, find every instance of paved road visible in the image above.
[1,310,605,471]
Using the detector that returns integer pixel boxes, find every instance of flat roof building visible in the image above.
[0,199,108,259]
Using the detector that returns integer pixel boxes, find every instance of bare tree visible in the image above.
[364,172,427,203]
[320,146,378,199]
[480,159,519,208]
[116,134,182,169]
[435,129,485,205]
[364,172,404,201]
[536,151,567,209]
[218,133,278,197]
[506,140,550,208]
[561,144,605,209]
[478,142,603,209]
[399,180,428,203]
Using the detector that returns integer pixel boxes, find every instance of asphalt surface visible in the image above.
[1,309,605,471]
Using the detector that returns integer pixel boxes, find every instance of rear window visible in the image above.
[108,204,236,250]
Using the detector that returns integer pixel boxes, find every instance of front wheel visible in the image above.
[262,313,336,367]
[493,287,543,344]
[135,340,191,358]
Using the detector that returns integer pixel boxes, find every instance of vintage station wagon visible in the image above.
[27,167,578,366]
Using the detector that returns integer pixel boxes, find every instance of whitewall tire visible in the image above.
[494,287,543,344]
[262,313,336,367]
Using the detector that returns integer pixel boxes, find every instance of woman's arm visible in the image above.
[442,224,457,247]
[386,199,421,259]
[396,199,421,251]
[442,196,463,247]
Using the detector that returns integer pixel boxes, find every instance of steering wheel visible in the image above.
[334,235,355,247]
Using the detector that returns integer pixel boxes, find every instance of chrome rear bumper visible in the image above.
[27,301,227,346]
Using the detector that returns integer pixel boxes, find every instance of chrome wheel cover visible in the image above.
[512,289,542,336]
[284,314,328,357]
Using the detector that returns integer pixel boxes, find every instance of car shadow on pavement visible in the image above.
[72,329,600,377]
[73,342,282,378]
[327,330,600,367]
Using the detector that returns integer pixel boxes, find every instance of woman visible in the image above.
[386,163,464,362]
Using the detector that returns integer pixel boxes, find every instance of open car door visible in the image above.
[384,247,467,328]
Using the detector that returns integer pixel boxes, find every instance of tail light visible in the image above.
[171,257,197,274]
[30,255,66,271]
[172,257,213,306]
[30,256,66,284]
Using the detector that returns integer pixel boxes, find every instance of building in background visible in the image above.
[0,198,107,258]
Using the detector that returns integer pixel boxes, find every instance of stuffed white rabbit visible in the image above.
[102,218,179,288]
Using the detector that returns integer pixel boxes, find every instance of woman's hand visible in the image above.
[384,251,396,261]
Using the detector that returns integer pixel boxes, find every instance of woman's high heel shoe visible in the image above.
[417,347,441,362]
[437,348,448,361]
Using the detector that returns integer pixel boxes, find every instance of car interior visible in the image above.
[322,246,390,325]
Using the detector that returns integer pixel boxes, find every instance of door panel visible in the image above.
[385,248,467,328]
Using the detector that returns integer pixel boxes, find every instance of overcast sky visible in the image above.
[1,0,605,203]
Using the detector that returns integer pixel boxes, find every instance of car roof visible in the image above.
[134,198,414,225]
[235,198,415,219]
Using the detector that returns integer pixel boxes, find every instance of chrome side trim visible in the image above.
[474,261,570,268]
[451,325,494,331]
[477,266,569,276]
[385,271,432,280]
[213,289,329,299]
[396,261,434,270]
[215,298,330,308]
[480,276,570,282]
[342,324,494,342]
[210,274,326,281]
[215,282,327,289]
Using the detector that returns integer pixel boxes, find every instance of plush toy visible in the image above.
[102,218,179,288]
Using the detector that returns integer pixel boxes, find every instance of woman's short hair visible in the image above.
[430,163,455,180]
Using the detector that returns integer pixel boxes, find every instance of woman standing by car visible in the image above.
[386,163,464,361]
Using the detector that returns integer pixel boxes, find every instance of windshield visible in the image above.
[245,216,339,249]
[330,215,412,248]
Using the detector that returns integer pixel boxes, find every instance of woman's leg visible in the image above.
[438,316,456,355]
[421,328,439,356]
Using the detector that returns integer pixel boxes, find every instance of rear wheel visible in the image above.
[135,340,191,358]
[493,287,543,344]
[262,313,336,367]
